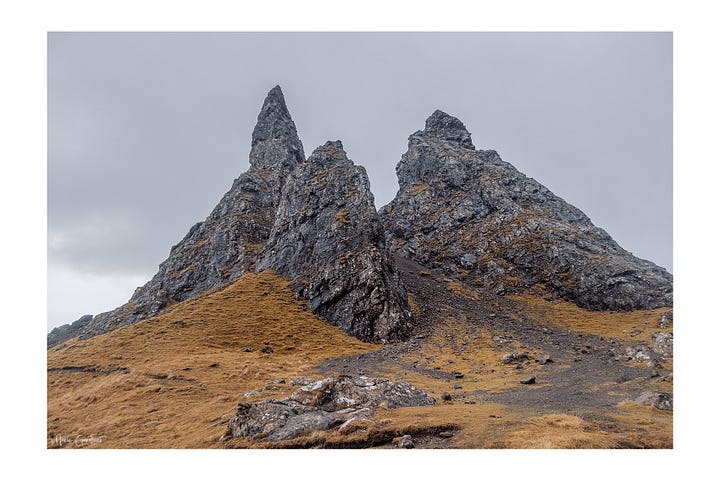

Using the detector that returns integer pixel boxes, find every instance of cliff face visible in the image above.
[379,110,673,311]
[257,141,412,342]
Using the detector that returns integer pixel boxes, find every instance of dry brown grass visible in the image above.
[379,316,547,396]
[510,294,672,343]
[472,407,672,449]
[48,271,673,449]
[485,413,619,448]
[47,270,379,448]
[408,182,430,196]
[334,208,350,224]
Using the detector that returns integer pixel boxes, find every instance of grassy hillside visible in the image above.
[47,270,379,448]
[48,271,672,449]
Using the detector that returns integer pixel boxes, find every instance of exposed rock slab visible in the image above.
[228,376,435,441]
[257,141,413,342]
[380,110,673,311]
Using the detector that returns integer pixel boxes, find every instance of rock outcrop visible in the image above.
[49,88,412,347]
[49,93,673,350]
[46,314,93,349]
[380,110,673,311]
[228,375,435,441]
[48,86,306,347]
[257,141,413,342]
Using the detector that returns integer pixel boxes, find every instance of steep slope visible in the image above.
[47,271,380,448]
[257,141,413,342]
[48,86,305,347]
[380,110,672,311]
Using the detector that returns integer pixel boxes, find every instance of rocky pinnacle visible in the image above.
[380,110,673,311]
[49,93,673,350]
[249,85,305,200]
[257,141,413,342]
[48,86,306,348]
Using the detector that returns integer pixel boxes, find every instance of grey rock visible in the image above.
[260,346,274,354]
[289,377,317,387]
[441,392,452,401]
[625,345,664,366]
[502,352,529,364]
[659,310,673,328]
[380,110,673,311]
[47,314,93,348]
[256,141,413,342]
[519,376,536,385]
[536,354,553,365]
[634,391,673,411]
[397,435,415,449]
[228,375,434,441]
[243,389,262,399]
[652,332,673,357]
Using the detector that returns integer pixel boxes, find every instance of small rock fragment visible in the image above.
[658,310,673,328]
[502,352,529,364]
[536,355,553,365]
[397,435,415,449]
[519,376,536,385]
[634,391,673,411]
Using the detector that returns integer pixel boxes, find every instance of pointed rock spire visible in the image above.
[48,86,306,347]
[249,85,305,173]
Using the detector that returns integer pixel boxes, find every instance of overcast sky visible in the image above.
[47,32,672,330]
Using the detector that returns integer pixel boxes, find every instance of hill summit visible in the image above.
[48,87,672,348]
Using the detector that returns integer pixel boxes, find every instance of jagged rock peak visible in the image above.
[249,85,305,172]
[257,140,412,342]
[381,115,673,312]
[421,109,475,149]
[48,86,304,348]
[307,140,351,166]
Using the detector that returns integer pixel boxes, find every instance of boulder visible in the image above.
[228,376,435,441]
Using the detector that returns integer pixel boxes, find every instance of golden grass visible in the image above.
[334,208,350,224]
[510,294,672,343]
[47,270,379,448]
[407,293,421,317]
[408,182,430,196]
[48,271,673,449]
[485,413,619,448]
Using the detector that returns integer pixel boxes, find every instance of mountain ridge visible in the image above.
[48,87,672,349]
